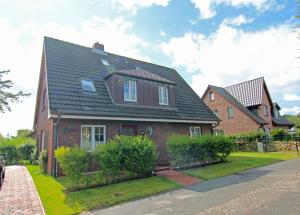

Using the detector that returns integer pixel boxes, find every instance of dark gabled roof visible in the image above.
[272,117,294,126]
[43,37,218,122]
[273,102,281,110]
[209,85,267,125]
[225,77,264,107]
[105,69,175,84]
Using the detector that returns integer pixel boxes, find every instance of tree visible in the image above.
[17,129,32,138]
[0,70,30,112]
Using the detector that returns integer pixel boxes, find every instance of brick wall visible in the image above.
[203,87,260,135]
[56,119,212,167]
[257,86,273,130]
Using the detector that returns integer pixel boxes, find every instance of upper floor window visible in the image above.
[274,109,280,118]
[81,80,96,92]
[227,107,234,119]
[158,85,169,105]
[263,105,269,116]
[209,92,214,101]
[101,59,109,66]
[81,125,106,151]
[190,127,201,138]
[124,80,137,102]
[42,89,46,111]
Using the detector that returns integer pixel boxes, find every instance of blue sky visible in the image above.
[0,0,298,135]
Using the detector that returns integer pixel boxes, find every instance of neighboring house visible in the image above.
[202,77,294,135]
[34,37,219,176]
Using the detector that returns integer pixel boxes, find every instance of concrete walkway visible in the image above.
[0,166,45,215]
[90,158,300,215]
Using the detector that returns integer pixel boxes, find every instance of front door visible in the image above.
[121,125,138,136]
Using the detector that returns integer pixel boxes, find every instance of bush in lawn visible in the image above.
[96,141,124,177]
[121,135,157,176]
[213,136,235,161]
[18,143,35,162]
[55,146,89,188]
[39,149,48,173]
[0,143,18,165]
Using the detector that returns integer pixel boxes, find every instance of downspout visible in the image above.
[53,114,61,177]
[211,121,220,135]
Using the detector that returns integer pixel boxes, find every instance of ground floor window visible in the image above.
[81,125,106,151]
[190,127,202,138]
[213,129,224,136]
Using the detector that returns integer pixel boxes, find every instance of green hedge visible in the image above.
[166,135,234,167]
[55,135,157,189]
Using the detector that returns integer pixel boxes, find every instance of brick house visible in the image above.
[202,77,294,135]
[33,37,219,176]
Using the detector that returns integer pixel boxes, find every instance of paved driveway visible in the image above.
[0,166,45,215]
[90,158,300,215]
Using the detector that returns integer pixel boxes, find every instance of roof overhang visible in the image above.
[49,114,218,124]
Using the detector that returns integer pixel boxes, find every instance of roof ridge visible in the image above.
[225,77,264,89]
[44,36,177,72]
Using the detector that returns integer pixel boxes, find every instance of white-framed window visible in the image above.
[190,127,202,138]
[209,92,214,101]
[263,105,269,116]
[158,85,169,105]
[124,80,137,102]
[81,125,106,151]
[81,80,96,92]
[227,107,234,118]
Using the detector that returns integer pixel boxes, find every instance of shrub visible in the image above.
[95,135,157,177]
[39,149,48,173]
[96,141,124,177]
[166,134,234,167]
[55,146,89,187]
[0,143,18,165]
[271,128,291,141]
[122,136,157,176]
[18,143,35,161]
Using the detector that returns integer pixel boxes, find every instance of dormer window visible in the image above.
[101,59,109,66]
[158,85,169,105]
[124,80,137,102]
[209,92,214,101]
[81,80,96,92]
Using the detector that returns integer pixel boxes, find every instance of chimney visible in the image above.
[92,42,104,51]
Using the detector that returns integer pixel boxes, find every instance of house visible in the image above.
[33,37,219,176]
[202,77,294,135]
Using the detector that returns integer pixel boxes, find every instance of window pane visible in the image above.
[124,80,136,102]
[81,126,93,150]
[159,86,168,105]
[81,80,96,92]
[95,126,104,144]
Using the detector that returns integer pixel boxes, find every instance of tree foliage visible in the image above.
[0,70,30,113]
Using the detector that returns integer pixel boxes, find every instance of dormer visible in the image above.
[105,69,176,108]
[272,102,281,118]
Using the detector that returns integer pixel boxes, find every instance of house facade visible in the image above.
[202,77,294,135]
[34,37,219,176]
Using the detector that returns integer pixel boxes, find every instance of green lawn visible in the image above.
[27,165,180,215]
[183,152,299,180]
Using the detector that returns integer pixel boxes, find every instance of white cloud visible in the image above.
[191,0,270,19]
[161,23,299,97]
[0,17,148,136]
[283,93,300,102]
[111,0,170,13]
[280,106,300,115]
[222,15,254,26]
[160,30,166,37]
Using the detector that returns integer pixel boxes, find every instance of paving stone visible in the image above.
[0,166,45,215]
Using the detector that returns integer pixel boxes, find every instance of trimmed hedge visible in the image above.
[167,135,234,167]
[55,135,157,189]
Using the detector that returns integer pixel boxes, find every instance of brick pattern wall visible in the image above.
[57,119,212,165]
[203,88,260,135]
[34,54,54,174]
[256,86,273,130]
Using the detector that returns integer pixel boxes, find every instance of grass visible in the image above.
[183,152,299,180]
[27,165,181,215]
